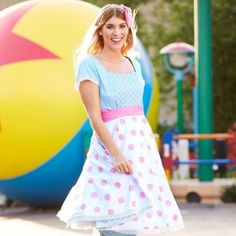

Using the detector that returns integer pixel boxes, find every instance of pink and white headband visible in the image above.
[98,4,134,28]
[122,5,133,28]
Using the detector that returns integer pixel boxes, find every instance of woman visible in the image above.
[57,4,184,236]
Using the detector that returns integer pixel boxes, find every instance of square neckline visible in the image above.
[92,55,136,75]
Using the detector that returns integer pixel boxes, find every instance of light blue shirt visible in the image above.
[76,55,145,110]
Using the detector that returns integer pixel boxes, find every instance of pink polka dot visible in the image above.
[140,130,145,136]
[95,153,99,160]
[173,214,178,221]
[146,212,152,218]
[110,167,116,173]
[104,150,109,155]
[139,156,144,163]
[157,210,162,217]
[140,142,144,147]
[132,116,137,122]
[108,209,114,215]
[91,192,97,198]
[104,194,110,201]
[149,169,155,175]
[88,178,93,184]
[165,200,171,206]
[114,126,119,132]
[140,191,146,198]
[129,185,134,191]
[137,171,143,177]
[128,144,135,150]
[138,156,144,163]
[132,217,138,221]
[118,197,125,203]
[80,204,86,210]
[158,195,163,201]
[130,130,136,136]
[94,207,100,212]
[159,186,163,192]
[98,166,103,172]
[115,182,121,188]
[147,184,153,190]
[132,201,136,207]
[142,118,147,124]
[128,159,133,165]
[119,118,125,124]
[118,134,124,140]
[101,179,107,185]
[87,166,92,172]
[147,144,151,150]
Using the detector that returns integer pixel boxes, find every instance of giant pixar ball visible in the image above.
[0,0,159,206]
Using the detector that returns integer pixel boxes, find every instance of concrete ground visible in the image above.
[0,203,236,236]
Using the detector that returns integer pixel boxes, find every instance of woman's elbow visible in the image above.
[89,115,103,127]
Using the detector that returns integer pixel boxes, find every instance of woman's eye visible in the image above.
[120,24,127,28]
[106,25,113,29]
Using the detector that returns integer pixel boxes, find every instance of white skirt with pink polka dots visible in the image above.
[57,110,184,235]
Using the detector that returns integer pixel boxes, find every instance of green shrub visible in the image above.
[221,185,236,203]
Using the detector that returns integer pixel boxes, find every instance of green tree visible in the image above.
[212,1,236,132]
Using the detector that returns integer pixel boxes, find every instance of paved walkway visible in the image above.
[0,203,236,236]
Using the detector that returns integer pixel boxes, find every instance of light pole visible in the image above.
[160,42,194,133]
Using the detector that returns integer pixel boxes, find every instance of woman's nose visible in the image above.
[113,27,120,35]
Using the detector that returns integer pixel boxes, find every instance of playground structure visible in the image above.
[162,132,233,177]
[159,129,236,203]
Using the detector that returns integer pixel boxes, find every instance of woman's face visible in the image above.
[100,16,129,52]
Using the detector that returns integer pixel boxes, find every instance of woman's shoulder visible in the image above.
[75,54,99,78]
[127,55,141,72]
[132,57,140,66]
[78,55,95,67]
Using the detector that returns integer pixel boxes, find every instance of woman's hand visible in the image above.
[112,152,133,174]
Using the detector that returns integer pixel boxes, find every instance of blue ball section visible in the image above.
[0,121,91,207]
[135,39,154,113]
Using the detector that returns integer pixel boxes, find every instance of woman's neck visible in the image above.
[97,49,124,62]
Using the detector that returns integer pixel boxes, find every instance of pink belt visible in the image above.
[101,106,144,122]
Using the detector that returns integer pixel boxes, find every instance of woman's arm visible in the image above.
[78,80,132,174]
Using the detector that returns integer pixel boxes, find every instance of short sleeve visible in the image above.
[75,57,100,90]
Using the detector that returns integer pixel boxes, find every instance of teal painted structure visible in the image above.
[194,0,214,181]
